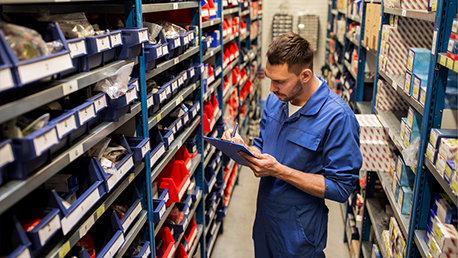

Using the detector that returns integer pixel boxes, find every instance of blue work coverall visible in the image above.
[252,76,362,257]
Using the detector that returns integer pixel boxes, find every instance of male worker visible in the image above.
[222,32,362,257]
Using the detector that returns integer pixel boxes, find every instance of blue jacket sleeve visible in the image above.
[323,113,362,203]
[252,94,270,153]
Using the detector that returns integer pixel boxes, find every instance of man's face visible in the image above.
[265,61,303,103]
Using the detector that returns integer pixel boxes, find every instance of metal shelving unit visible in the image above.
[146,47,200,80]
[366,198,390,258]
[383,7,436,22]
[425,157,458,206]
[414,230,429,258]
[114,210,148,258]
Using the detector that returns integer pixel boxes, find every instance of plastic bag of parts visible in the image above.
[85,138,111,161]
[1,113,50,138]
[166,206,184,224]
[37,11,95,38]
[157,21,186,38]
[143,22,163,44]
[402,137,420,167]
[0,22,50,60]
[94,62,134,99]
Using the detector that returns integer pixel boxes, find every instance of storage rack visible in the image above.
[327,0,458,258]
[0,1,262,258]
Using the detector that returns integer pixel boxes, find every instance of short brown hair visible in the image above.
[266,32,314,75]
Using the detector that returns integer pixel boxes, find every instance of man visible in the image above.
[222,32,362,257]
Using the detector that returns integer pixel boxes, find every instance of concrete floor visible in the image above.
[211,166,350,258]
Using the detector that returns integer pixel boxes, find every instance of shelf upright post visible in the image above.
[125,1,156,257]
[407,0,458,257]
[354,1,369,108]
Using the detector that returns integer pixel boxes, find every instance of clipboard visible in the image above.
[202,136,257,166]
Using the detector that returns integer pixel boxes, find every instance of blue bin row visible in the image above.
[0,81,140,186]
[0,163,145,258]
[0,22,149,91]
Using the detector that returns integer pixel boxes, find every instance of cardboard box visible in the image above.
[426,142,438,165]
[430,129,458,149]
[433,193,457,225]
[407,48,431,75]
[350,240,360,258]
[398,186,413,214]
[439,138,458,162]
[444,161,454,184]
[365,4,382,51]
[412,74,428,100]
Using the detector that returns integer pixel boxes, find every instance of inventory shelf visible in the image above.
[366,198,390,258]
[151,117,201,182]
[240,32,250,41]
[414,230,428,258]
[146,46,200,80]
[241,9,250,16]
[190,154,202,178]
[114,210,148,258]
[0,101,142,214]
[188,225,204,256]
[202,18,222,29]
[345,60,357,80]
[375,170,410,237]
[172,188,203,250]
[424,157,458,206]
[142,2,199,13]
[148,82,199,130]
[44,162,144,258]
[223,7,239,15]
[331,9,338,15]
[374,108,407,153]
[204,146,217,168]
[204,79,222,101]
[437,53,458,73]
[356,101,372,114]
[204,198,222,236]
[203,47,222,62]
[154,203,176,237]
[347,14,362,23]
[206,221,222,258]
[223,57,240,77]
[378,70,424,115]
[223,32,240,45]
[0,58,136,124]
[383,7,435,22]
[346,33,359,47]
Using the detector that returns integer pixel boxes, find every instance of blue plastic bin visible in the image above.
[204,166,217,194]
[0,215,32,258]
[108,30,123,61]
[86,92,108,128]
[59,37,87,77]
[165,34,181,58]
[0,139,15,185]
[152,199,167,222]
[125,136,151,167]
[59,99,97,144]
[102,83,138,122]
[2,22,73,87]
[148,127,166,168]
[0,31,16,92]
[87,210,124,258]
[216,205,228,222]
[159,129,174,148]
[82,33,113,71]
[114,184,143,232]
[126,241,151,258]
[117,28,149,60]
[144,43,164,73]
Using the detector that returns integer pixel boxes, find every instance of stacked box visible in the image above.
[401,0,429,10]
[389,217,407,256]
[376,80,409,110]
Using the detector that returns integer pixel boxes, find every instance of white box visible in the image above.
[436,154,448,177]
[438,138,458,162]
[433,223,458,255]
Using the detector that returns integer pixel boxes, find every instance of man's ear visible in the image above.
[300,67,313,84]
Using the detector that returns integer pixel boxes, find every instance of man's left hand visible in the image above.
[238,151,282,178]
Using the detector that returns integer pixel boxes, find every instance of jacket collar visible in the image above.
[282,76,329,117]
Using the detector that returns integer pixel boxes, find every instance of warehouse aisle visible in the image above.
[211,167,350,258]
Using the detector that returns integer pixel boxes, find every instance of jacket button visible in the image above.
[326,186,329,190]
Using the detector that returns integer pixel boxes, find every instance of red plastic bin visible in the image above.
[157,227,176,258]
[182,218,198,253]
[175,146,192,172]
[156,160,191,206]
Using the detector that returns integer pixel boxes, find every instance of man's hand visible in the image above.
[221,129,245,146]
[238,151,283,178]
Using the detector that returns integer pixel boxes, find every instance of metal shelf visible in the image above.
[114,210,148,258]
[240,59,249,70]
[142,2,199,13]
[1,0,110,3]
[425,157,458,206]
[207,221,222,257]
[189,225,204,256]
[375,108,407,152]
[347,14,361,23]
[383,7,435,22]
[204,79,222,101]
[437,53,458,73]
[1,3,125,13]
[241,9,250,16]
[356,101,372,114]
[223,32,240,45]
[223,7,239,15]
[338,9,346,14]
[0,59,136,124]
[146,46,200,80]
[378,70,425,115]
[151,117,201,182]
[346,33,359,47]
[202,18,222,28]
[366,198,390,258]
[203,47,222,62]
[0,101,142,214]
[361,241,372,258]
[223,57,240,77]
[375,170,410,237]
[331,9,338,15]
[240,32,250,41]
[154,203,176,237]
[148,82,199,130]
[44,163,144,258]
[414,230,428,258]
[190,154,202,178]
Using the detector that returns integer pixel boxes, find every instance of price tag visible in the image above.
[0,142,14,167]
[172,81,178,91]
[157,46,163,57]
[174,58,180,65]
[447,57,454,70]
[440,55,447,66]
[163,45,169,55]
[190,69,195,77]
[402,10,407,16]
[56,115,77,139]
[96,36,110,52]
[173,3,178,9]
[147,96,154,108]
[94,95,107,112]
[110,32,122,47]
[68,40,86,58]
[59,242,71,258]
[126,88,137,104]
[96,204,105,219]
[62,80,78,96]
[129,173,135,183]
[33,129,58,156]
[139,30,149,42]
[174,38,181,47]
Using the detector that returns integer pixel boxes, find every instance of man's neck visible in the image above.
[290,75,321,106]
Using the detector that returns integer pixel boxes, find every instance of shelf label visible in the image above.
[162,45,169,55]
[78,104,96,125]
[447,57,454,70]
[129,173,135,183]
[126,88,137,104]
[179,178,191,200]
[139,30,149,43]
[172,81,178,91]
[38,213,61,246]
[103,234,124,258]
[69,144,84,163]
[96,36,110,52]
[68,39,87,58]
[18,53,73,85]
[176,120,182,130]
[147,96,154,109]
[174,57,180,65]
[97,204,105,219]
[62,80,78,96]
[184,36,189,45]
[110,32,122,47]
[0,142,14,167]
[190,69,195,78]
[174,38,181,47]
[56,114,77,139]
[58,242,70,258]
[454,61,458,73]
[159,203,166,219]
[440,55,447,66]
[141,140,151,157]
[142,246,151,258]
[119,157,134,178]
[160,91,167,102]
[33,128,58,156]
[173,3,178,9]
[61,188,100,234]
[122,201,142,231]
[157,46,163,57]
[0,68,14,91]
[78,214,95,238]
[402,10,407,16]
[157,113,162,123]
[150,145,165,167]
[94,95,107,113]
[193,84,197,90]
[168,133,174,143]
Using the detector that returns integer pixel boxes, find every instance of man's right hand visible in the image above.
[222,129,245,146]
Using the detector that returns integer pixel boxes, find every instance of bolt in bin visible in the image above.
[0,214,33,258]
[117,28,149,60]
[87,210,124,258]
[46,157,106,235]
[124,136,151,167]
[0,30,16,92]
[112,184,143,232]
[2,22,73,87]
[156,159,191,206]
[148,127,166,168]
